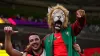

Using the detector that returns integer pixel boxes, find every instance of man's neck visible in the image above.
[32,47,43,55]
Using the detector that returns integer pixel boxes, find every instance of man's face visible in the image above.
[52,9,65,30]
[29,35,41,51]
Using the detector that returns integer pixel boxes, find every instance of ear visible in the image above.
[48,7,52,13]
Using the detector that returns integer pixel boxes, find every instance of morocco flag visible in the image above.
[84,47,100,56]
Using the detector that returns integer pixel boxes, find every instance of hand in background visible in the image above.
[76,9,86,18]
[73,44,81,52]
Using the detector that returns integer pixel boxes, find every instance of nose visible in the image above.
[31,40,36,43]
[57,16,61,19]
[33,40,37,43]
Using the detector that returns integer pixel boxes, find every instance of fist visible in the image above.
[4,26,13,35]
[76,9,85,18]
[73,44,81,52]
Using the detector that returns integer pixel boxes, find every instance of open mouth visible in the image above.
[55,24,61,29]
[54,20,62,30]
[32,43,38,48]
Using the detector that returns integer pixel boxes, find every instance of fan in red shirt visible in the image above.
[45,4,86,56]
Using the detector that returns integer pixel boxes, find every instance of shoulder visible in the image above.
[63,25,72,31]
[43,34,51,40]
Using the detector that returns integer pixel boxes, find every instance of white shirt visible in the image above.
[41,49,46,56]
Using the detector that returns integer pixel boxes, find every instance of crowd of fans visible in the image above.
[83,25,100,33]
[0,14,47,23]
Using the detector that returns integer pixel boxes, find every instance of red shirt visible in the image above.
[54,32,68,56]
[43,16,86,56]
[53,16,86,56]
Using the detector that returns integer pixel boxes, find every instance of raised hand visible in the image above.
[4,26,13,35]
[76,9,85,18]
[4,26,18,35]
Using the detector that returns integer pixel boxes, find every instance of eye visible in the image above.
[62,13,65,17]
[35,38,39,41]
[29,39,33,42]
[52,13,56,16]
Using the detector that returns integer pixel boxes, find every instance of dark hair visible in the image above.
[27,32,43,40]
[28,32,38,36]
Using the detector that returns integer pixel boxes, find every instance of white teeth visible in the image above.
[55,27,60,29]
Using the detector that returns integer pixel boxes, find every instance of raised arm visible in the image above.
[4,26,22,56]
[71,9,86,36]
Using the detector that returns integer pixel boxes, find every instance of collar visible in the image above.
[35,48,43,56]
